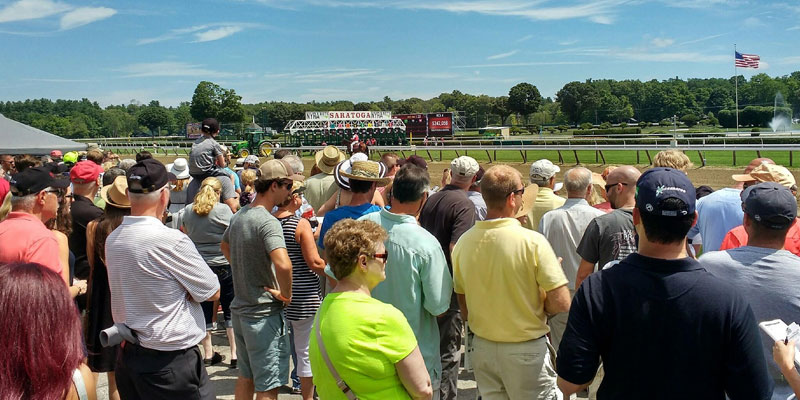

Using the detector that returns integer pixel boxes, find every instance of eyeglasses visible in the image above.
[604,182,628,192]
[507,187,525,197]
[280,179,293,188]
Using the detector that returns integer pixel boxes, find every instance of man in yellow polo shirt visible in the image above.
[453,165,571,400]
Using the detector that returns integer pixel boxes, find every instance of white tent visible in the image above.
[0,113,86,154]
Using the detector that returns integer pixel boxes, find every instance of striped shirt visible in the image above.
[278,216,322,321]
[105,216,220,351]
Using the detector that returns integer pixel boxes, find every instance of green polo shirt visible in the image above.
[360,208,453,389]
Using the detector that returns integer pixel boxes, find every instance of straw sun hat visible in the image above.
[338,160,391,187]
[100,175,131,209]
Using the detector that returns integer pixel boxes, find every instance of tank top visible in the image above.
[278,216,322,321]
[72,369,88,400]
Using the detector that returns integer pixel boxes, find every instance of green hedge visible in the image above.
[573,128,642,136]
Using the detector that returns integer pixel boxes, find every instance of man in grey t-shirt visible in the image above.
[701,182,800,400]
[576,166,641,289]
[221,159,302,398]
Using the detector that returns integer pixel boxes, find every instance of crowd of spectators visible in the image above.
[3,138,800,400]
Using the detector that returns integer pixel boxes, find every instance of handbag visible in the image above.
[314,313,359,400]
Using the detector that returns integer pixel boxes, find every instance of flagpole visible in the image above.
[735,44,739,134]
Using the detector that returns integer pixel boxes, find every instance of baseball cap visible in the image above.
[50,150,62,158]
[451,156,479,177]
[742,182,797,229]
[732,164,797,189]
[290,180,306,195]
[126,159,176,194]
[259,159,303,181]
[635,167,696,217]
[530,159,560,180]
[9,166,70,196]
[62,151,79,164]
[70,160,104,183]
[244,155,259,165]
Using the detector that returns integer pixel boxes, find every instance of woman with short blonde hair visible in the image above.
[653,150,693,172]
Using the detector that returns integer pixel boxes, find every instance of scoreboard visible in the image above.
[394,112,454,137]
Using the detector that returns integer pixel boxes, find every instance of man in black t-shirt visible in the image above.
[575,165,640,288]
[419,156,478,400]
[557,168,773,399]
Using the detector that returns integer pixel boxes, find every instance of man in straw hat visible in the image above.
[317,160,388,254]
[719,163,800,255]
[105,159,221,400]
[221,159,302,400]
[538,167,604,351]
[306,145,346,212]
[418,155,479,400]
[453,164,570,399]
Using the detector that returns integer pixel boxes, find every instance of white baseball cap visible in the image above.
[451,156,479,177]
[530,159,560,180]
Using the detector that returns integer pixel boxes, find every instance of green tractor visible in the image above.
[230,131,276,158]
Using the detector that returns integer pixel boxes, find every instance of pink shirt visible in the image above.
[0,212,62,274]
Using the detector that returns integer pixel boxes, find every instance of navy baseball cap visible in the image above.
[635,167,696,217]
[127,159,176,194]
[9,166,70,196]
[742,182,797,229]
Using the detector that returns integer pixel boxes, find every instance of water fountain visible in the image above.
[769,92,792,133]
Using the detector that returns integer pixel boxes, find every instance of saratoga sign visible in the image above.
[305,111,393,120]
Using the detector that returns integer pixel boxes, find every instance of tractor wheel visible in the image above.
[259,142,273,157]
[238,149,250,158]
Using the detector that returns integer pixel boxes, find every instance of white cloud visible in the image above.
[664,0,741,9]
[250,0,627,24]
[559,39,578,46]
[452,61,590,68]
[743,17,763,27]
[487,50,519,60]
[139,22,262,45]
[117,61,249,78]
[22,77,92,82]
[193,26,244,42]
[59,7,115,30]
[516,34,533,43]
[677,32,727,45]
[0,0,71,23]
[778,56,800,64]
[787,26,800,31]
[615,51,728,63]
[651,37,674,48]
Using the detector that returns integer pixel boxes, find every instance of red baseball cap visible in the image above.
[70,160,104,183]
[50,150,63,157]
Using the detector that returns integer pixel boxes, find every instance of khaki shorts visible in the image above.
[471,335,561,400]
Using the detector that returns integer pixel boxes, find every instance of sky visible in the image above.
[1,0,799,107]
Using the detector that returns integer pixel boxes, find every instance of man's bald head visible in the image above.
[607,165,641,185]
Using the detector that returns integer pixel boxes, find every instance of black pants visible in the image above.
[201,264,235,327]
[438,308,463,400]
[116,343,214,400]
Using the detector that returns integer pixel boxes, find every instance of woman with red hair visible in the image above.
[0,262,97,400]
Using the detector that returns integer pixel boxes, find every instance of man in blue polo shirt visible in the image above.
[557,167,773,399]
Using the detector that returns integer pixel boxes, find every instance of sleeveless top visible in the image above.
[72,369,88,400]
[278,216,322,321]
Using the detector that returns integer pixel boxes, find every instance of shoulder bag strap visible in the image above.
[315,312,358,400]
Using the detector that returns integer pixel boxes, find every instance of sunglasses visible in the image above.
[604,182,628,192]
[372,251,389,262]
[507,187,525,197]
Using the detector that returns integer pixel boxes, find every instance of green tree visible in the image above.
[190,81,220,121]
[508,83,542,124]
[137,106,172,137]
[491,96,512,125]
[218,89,246,124]
[681,114,699,127]
[557,81,599,125]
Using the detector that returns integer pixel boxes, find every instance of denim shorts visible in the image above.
[232,312,290,392]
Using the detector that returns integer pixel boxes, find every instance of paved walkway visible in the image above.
[95,328,481,399]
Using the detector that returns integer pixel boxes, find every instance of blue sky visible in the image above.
[1,0,799,106]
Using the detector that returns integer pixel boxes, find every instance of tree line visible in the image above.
[1,72,797,139]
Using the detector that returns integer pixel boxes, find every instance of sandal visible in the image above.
[203,352,225,366]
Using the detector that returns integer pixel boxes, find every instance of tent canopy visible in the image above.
[0,113,86,155]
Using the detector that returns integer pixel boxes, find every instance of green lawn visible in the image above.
[379,149,800,168]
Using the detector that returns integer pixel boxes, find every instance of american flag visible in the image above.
[735,51,760,69]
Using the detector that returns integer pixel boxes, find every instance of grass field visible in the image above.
[379,149,800,168]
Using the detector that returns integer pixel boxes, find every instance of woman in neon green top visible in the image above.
[310,219,432,400]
